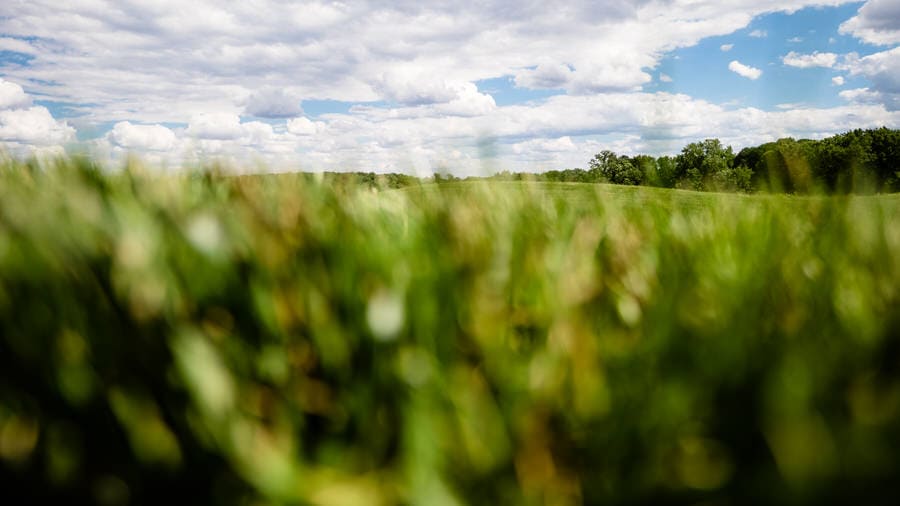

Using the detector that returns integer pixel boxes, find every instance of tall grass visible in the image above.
[0,157,899,505]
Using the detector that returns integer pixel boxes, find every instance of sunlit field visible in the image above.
[1,158,899,505]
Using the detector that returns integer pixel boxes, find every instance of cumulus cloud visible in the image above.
[72,89,899,174]
[0,0,886,169]
[0,0,863,125]
[0,79,74,151]
[839,0,900,45]
[782,51,838,68]
[659,73,673,83]
[720,44,734,51]
[841,47,900,110]
[241,121,275,146]
[514,63,574,90]
[243,88,304,118]
[839,87,881,103]
[261,91,900,173]
[832,76,845,86]
[286,117,322,136]
[375,73,468,105]
[512,136,577,155]
[0,79,32,110]
[0,37,36,55]
[371,72,499,118]
[0,107,75,145]
[749,29,768,38]
[729,60,763,80]
[187,113,244,140]
[435,84,497,116]
[566,61,655,93]
[109,122,177,151]
[838,86,899,111]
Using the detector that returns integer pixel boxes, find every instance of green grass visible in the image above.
[1,160,899,505]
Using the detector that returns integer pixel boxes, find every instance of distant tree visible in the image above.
[564,168,591,182]
[758,138,815,193]
[813,133,868,193]
[384,173,417,188]
[675,139,736,191]
[589,150,643,185]
[656,156,677,188]
[541,168,591,183]
[712,165,754,192]
[854,127,900,192]
[358,172,377,187]
[735,144,769,190]
[434,171,459,183]
[583,128,899,194]
[632,155,660,187]
[588,150,617,182]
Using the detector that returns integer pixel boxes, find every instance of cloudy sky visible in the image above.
[0,0,898,174]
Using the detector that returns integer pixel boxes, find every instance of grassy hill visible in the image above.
[1,163,899,505]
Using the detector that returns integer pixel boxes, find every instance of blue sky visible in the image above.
[0,1,898,174]
[652,3,870,109]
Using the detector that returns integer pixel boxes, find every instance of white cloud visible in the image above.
[109,122,177,151]
[0,107,75,145]
[832,76,845,86]
[0,37,36,55]
[68,90,900,174]
[0,79,74,151]
[782,51,838,68]
[0,79,32,110]
[290,92,900,173]
[841,47,900,110]
[0,0,882,169]
[511,58,654,94]
[659,73,673,83]
[787,36,804,43]
[286,117,322,136]
[840,0,900,45]
[187,113,244,140]
[749,29,768,38]
[375,73,495,108]
[567,61,654,93]
[729,60,763,80]
[355,82,497,119]
[243,88,304,118]
[240,121,275,146]
[720,44,734,51]
[437,84,498,116]
[514,63,574,90]
[512,136,577,155]
[0,0,861,125]
[839,87,884,105]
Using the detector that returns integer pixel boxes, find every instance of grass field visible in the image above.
[1,160,899,505]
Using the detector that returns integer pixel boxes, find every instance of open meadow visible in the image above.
[1,159,899,505]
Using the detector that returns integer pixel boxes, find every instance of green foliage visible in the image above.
[589,150,644,185]
[574,128,900,194]
[632,154,661,187]
[656,155,678,188]
[1,159,900,505]
[710,164,754,193]
[733,128,900,194]
[675,139,736,191]
[540,167,593,183]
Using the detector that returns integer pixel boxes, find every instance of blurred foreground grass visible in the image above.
[0,158,899,505]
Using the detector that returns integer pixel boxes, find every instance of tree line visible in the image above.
[537,127,900,193]
[320,127,900,194]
